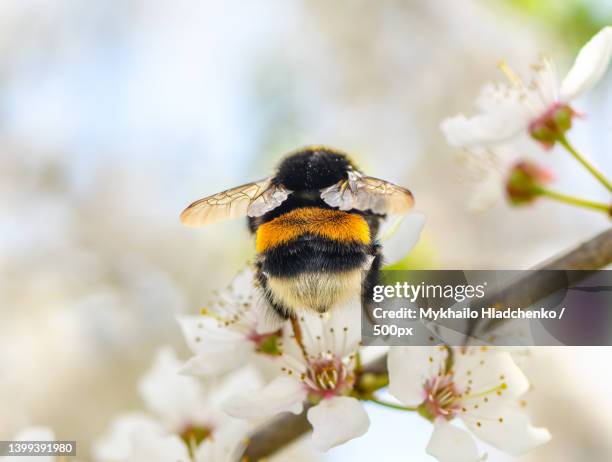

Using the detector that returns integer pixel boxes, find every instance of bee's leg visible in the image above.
[247,216,261,234]
[362,242,383,323]
[363,212,385,239]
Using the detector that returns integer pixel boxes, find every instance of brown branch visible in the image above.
[469,227,612,336]
[537,228,612,269]
[242,228,612,461]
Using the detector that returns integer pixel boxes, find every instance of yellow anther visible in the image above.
[497,60,523,88]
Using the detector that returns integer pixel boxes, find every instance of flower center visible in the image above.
[304,358,353,401]
[528,102,575,148]
[506,160,553,205]
[497,58,559,116]
[315,363,340,390]
[497,60,524,89]
[248,329,283,356]
[418,374,461,421]
[179,424,213,450]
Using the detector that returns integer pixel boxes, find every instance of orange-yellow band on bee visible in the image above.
[256,207,370,253]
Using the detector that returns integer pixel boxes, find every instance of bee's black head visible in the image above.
[274,146,357,191]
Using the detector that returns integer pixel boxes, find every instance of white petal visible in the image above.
[441,108,527,147]
[228,266,258,298]
[426,419,480,462]
[179,344,252,377]
[561,26,612,101]
[454,349,529,399]
[328,299,362,356]
[207,365,265,409]
[531,57,560,106]
[463,402,551,456]
[178,314,256,376]
[388,346,447,406]
[381,212,426,265]
[12,427,55,441]
[194,421,249,462]
[127,429,191,462]
[177,267,270,347]
[475,82,515,112]
[177,315,245,354]
[298,301,362,358]
[224,375,307,420]
[92,413,162,462]
[467,170,504,211]
[307,397,370,451]
[8,427,55,462]
[138,347,208,427]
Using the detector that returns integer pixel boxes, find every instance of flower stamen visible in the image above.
[462,382,507,401]
[418,374,461,421]
[497,60,523,88]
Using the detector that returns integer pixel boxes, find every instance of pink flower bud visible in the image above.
[528,103,575,148]
[506,161,553,205]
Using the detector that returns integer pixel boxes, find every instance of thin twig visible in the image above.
[241,228,612,461]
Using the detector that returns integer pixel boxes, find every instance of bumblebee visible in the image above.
[180,146,414,319]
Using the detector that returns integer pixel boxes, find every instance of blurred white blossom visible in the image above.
[441,26,612,148]
[453,142,554,210]
[6,427,56,462]
[93,347,253,462]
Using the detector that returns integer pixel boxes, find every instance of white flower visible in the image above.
[441,26,612,148]
[93,347,253,462]
[93,413,165,462]
[123,423,245,462]
[126,427,191,462]
[6,427,56,462]
[454,143,553,210]
[224,302,370,451]
[178,268,283,377]
[138,347,218,429]
[454,145,519,211]
[388,346,551,462]
[96,419,246,462]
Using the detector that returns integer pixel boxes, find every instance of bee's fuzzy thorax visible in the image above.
[274,146,358,191]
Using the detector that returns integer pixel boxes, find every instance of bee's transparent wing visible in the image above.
[320,170,414,215]
[180,178,291,227]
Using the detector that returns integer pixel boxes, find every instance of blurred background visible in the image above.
[0,0,611,460]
